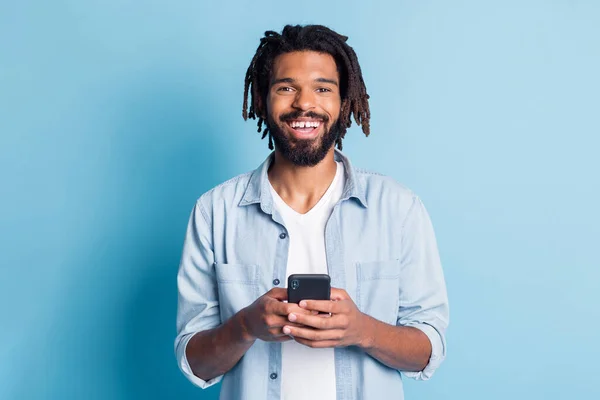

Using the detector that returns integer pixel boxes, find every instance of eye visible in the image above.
[277,86,294,92]
[316,87,332,93]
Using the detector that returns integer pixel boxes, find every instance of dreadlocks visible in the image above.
[242,24,370,150]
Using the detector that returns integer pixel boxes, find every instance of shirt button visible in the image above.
[273,279,280,286]
[279,233,287,239]
[270,372,278,380]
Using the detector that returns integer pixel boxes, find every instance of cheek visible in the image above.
[319,95,341,116]
[267,95,292,119]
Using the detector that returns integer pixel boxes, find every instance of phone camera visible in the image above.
[291,279,300,290]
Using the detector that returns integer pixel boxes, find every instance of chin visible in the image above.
[268,119,340,166]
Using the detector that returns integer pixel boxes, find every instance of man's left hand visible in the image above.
[282,288,374,349]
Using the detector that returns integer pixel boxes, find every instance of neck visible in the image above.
[267,147,338,213]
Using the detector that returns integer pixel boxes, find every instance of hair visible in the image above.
[242,24,370,150]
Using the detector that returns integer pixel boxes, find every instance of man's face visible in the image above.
[265,51,342,166]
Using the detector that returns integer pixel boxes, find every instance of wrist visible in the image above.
[357,313,377,350]
[237,308,257,344]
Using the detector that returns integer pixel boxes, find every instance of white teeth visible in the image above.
[290,120,320,128]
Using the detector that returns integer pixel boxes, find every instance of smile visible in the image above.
[285,119,323,139]
[288,120,322,129]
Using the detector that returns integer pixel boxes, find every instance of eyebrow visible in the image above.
[271,77,339,86]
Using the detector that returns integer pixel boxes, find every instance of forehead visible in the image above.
[271,51,339,82]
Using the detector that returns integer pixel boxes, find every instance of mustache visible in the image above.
[279,110,329,123]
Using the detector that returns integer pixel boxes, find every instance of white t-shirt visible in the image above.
[269,161,345,400]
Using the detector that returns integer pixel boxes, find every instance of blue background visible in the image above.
[1,1,599,399]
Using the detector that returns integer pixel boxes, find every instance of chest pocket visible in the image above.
[355,260,401,325]
[215,263,260,322]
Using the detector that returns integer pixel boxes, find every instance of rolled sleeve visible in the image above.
[396,196,450,380]
[176,332,224,389]
[174,198,223,388]
[401,322,446,380]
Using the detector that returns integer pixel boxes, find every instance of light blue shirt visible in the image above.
[175,149,449,400]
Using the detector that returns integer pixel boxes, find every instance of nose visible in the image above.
[292,89,316,111]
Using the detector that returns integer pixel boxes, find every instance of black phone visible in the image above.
[287,274,331,304]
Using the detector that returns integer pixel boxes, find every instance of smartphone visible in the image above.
[287,274,331,304]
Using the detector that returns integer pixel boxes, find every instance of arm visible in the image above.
[175,200,312,386]
[282,196,449,379]
[184,310,255,382]
[285,293,431,371]
[175,199,226,388]
[185,288,309,382]
[359,314,432,371]
[394,196,449,380]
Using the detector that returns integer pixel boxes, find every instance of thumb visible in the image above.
[267,287,288,301]
[330,287,350,301]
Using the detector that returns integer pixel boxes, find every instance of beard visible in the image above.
[266,110,343,167]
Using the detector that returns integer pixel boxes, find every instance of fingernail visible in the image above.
[283,326,291,335]
[299,301,307,308]
[288,313,296,322]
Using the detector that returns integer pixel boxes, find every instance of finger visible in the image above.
[268,301,291,316]
[282,325,344,341]
[293,337,339,348]
[287,303,315,315]
[285,300,316,314]
[298,299,340,314]
[330,288,350,301]
[266,315,306,329]
[287,312,339,330]
[269,301,312,317]
[268,325,303,337]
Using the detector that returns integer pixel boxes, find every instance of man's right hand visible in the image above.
[240,288,313,343]
[184,287,310,381]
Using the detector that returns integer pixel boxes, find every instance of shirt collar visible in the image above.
[239,148,368,212]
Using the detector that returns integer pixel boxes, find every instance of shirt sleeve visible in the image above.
[396,196,450,381]
[174,199,224,388]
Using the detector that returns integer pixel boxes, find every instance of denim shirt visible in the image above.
[175,149,449,400]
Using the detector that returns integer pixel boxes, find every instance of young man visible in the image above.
[175,25,449,400]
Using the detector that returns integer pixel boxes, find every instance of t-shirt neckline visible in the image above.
[269,161,343,220]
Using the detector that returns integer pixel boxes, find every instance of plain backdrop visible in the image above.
[1,1,599,399]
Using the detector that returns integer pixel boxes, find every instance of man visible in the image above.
[175,25,449,400]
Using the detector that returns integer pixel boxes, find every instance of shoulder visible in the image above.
[354,167,418,204]
[194,171,254,213]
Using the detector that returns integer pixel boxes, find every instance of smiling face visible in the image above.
[265,51,343,166]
